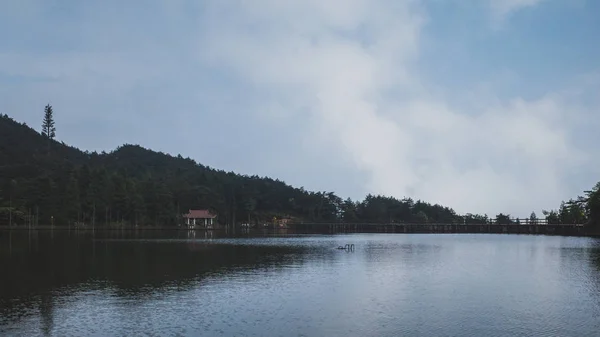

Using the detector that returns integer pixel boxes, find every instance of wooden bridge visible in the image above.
[290,222,589,236]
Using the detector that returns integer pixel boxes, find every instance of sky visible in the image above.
[1,0,599,217]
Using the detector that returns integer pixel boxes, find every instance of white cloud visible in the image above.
[1,0,597,217]
[196,0,594,216]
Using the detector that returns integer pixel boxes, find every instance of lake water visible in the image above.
[1,230,599,337]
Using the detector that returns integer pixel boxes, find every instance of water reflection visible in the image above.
[39,294,53,337]
[590,247,600,294]
[0,231,316,327]
[1,231,600,337]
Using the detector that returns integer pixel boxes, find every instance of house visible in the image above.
[183,209,217,229]
[274,217,293,228]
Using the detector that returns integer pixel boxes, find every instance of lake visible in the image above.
[1,230,599,336]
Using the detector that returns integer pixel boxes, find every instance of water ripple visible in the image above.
[1,233,599,336]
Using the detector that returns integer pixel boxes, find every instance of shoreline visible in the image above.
[0,226,214,231]
[1,223,598,237]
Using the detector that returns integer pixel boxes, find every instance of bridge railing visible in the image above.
[290,220,586,226]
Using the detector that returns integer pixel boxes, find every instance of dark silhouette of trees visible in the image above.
[529,211,538,224]
[41,104,56,145]
[586,183,600,227]
[1,112,599,229]
[542,209,560,224]
[495,213,511,224]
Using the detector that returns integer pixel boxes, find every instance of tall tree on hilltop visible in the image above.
[2,114,600,229]
[41,104,56,151]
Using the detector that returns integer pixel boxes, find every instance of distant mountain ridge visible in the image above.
[0,113,597,229]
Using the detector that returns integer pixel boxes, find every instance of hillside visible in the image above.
[0,113,598,228]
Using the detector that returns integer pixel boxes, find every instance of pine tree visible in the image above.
[41,104,56,147]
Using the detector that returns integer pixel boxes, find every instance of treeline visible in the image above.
[0,112,598,228]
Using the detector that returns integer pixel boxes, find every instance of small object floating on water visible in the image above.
[336,244,355,250]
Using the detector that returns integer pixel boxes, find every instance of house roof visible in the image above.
[183,209,217,219]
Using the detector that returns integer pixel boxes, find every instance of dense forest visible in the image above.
[0,110,598,229]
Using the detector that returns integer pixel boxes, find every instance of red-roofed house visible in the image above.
[183,209,217,229]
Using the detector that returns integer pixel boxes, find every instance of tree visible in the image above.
[4,112,600,230]
[2,180,18,226]
[413,211,428,223]
[41,104,56,153]
[495,213,511,225]
[542,209,560,224]
[62,172,80,224]
[341,198,358,222]
[568,182,600,227]
[586,182,600,227]
[464,213,487,224]
[42,104,56,139]
[529,211,538,224]
[561,199,586,224]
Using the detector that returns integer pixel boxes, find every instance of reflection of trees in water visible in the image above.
[39,294,54,337]
[0,230,327,330]
[590,248,600,293]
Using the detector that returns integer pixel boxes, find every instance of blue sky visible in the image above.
[1,0,599,216]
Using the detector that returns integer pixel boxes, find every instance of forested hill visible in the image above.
[0,113,598,228]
